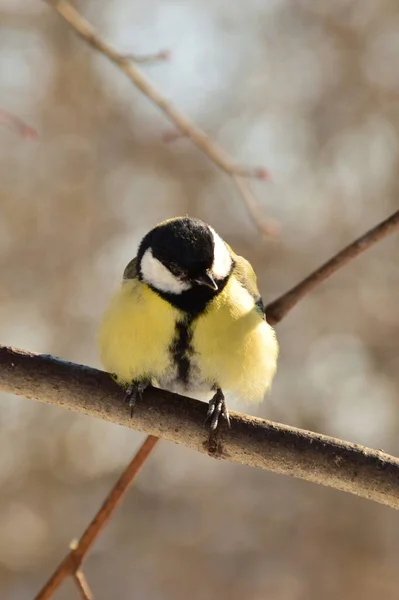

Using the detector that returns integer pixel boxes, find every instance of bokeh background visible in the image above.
[1,0,399,598]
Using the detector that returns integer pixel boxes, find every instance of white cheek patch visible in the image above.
[209,228,232,280]
[140,248,191,294]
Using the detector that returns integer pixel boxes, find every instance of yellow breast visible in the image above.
[192,276,279,403]
[99,280,181,384]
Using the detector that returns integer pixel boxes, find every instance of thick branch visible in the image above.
[266,209,399,324]
[1,346,399,510]
[44,0,277,235]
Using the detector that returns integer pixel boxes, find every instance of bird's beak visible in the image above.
[195,272,218,290]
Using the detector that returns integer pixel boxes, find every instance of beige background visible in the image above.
[1,1,399,598]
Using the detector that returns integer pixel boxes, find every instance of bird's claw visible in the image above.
[124,381,148,418]
[206,389,231,432]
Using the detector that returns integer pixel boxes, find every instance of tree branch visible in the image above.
[122,49,171,64]
[266,209,399,325]
[44,0,277,235]
[73,572,94,600]
[34,435,159,600]
[1,346,399,511]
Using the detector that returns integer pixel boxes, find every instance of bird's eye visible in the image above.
[168,263,184,278]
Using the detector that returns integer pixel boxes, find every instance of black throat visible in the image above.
[150,275,229,317]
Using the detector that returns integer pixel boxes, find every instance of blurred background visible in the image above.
[1,0,399,598]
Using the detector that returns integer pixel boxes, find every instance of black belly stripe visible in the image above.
[170,316,194,385]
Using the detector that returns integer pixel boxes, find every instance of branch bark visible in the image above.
[2,346,399,511]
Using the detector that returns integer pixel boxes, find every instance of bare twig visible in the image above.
[0,108,38,138]
[232,173,279,236]
[34,435,159,600]
[2,346,399,511]
[44,0,275,234]
[73,572,94,600]
[266,209,399,325]
[123,49,171,63]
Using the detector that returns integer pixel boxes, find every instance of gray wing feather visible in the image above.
[123,256,138,281]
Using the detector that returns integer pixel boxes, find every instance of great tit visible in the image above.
[99,217,279,431]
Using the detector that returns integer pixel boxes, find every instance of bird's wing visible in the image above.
[123,256,138,281]
[232,253,266,318]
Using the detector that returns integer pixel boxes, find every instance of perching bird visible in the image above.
[99,217,278,431]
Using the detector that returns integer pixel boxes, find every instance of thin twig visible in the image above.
[0,108,38,138]
[232,174,279,236]
[70,542,94,600]
[73,572,94,600]
[2,346,399,511]
[123,49,171,63]
[266,209,399,325]
[34,435,159,600]
[44,0,275,234]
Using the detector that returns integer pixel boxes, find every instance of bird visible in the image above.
[99,216,279,432]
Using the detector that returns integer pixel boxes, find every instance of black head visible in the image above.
[135,217,233,314]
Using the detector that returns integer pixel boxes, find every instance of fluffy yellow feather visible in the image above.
[193,276,277,402]
[99,279,181,385]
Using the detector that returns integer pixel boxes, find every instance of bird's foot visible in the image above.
[124,381,149,418]
[206,388,231,432]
